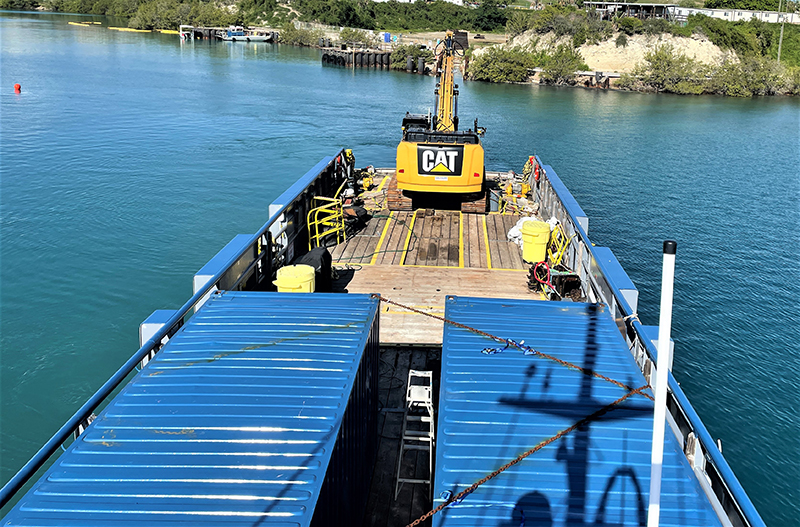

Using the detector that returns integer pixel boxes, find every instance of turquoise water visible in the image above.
[1,11,798,525]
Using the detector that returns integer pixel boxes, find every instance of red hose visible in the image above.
[533,261,555,293]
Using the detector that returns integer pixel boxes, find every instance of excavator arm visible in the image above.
[435,36,457,132]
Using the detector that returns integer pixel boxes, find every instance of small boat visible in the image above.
[220,26,274,42]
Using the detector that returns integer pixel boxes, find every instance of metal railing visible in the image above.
[0,150,352,509]
[533,158,765,527]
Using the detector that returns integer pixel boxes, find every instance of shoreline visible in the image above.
[8,9,798,98]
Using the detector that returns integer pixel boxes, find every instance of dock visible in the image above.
[179,26,278,41]
[322,48,392,68]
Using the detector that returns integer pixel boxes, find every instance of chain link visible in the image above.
[372,294,653,401]
[367,295,655,527]
[405,385,652,527]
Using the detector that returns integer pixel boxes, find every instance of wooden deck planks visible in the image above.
[395,211,415,266]
[435,211,450,268]
[343,265,538,345]
[448,213,460,267]
[389,212,409,266]
[424,211,440,267]
[465,214,485,269]
[333,210,528,272]
[504,214,526,269]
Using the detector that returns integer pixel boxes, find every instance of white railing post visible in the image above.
[647,240,677,527]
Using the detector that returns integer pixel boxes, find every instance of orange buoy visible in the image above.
[14,83,21,92]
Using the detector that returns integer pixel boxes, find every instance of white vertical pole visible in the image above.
[647,240,677,527]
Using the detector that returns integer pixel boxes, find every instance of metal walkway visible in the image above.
[3,291,380,527]
[433,296,724,527]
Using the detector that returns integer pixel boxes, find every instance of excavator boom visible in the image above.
[435,51,456,132]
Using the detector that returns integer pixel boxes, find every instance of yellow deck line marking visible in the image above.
[370,212,394,265]
[404,264,462,269]
[458,212,465,268]
[482,215,492,269]
[376,174,389,192]
[400,210,418,266]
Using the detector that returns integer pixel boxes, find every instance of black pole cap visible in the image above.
[663,240,677,255]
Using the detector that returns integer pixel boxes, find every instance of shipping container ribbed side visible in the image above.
[434,296,724,527]
[2,291,380,527]
[313,307,380,526]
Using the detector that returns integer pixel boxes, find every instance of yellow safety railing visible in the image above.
[307,196,346,250]
[547,223,575,266]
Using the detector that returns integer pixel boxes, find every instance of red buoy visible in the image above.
[14,83,21,93]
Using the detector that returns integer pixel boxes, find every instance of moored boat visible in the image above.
[221,26,274,42]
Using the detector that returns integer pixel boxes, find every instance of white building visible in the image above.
[670,6,798,24]
[585,1,799,24]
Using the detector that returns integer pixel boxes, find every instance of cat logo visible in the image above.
[417,145,463,176]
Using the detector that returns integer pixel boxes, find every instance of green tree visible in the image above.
[541,44,587,84]
[704,0,781,10]
[389,44,434,70]
[617,16,643,36]
[506,10,533,37]
[278,21,324,45]
[469,46,538,82]
[473,0,507,32]
[632,43,707,93]
[0,0,40,8]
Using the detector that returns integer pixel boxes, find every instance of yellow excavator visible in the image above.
[390,31,487,213]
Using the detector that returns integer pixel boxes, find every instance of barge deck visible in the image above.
[330,172,538,346]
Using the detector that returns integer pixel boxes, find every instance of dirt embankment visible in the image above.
[494,29,734,73]
[580,33,733,72]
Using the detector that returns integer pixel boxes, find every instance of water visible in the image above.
[1,11,798,525]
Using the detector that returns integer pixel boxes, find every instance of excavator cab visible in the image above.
[394,31,487,205]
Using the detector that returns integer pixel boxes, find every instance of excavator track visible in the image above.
[387,172,414,211]
[460,191,488,214]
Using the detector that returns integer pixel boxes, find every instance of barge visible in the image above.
[0,152,766,527]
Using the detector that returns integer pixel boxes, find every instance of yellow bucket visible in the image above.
[521,221,550,263]
[273,264,316,293]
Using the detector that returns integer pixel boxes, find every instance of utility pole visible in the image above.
[777,0,785,63]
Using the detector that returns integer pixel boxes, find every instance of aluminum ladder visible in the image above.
[394,370,435,500]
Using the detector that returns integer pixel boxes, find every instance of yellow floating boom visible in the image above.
[108,27,153,32]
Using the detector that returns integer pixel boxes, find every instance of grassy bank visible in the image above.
[618,43,800,95]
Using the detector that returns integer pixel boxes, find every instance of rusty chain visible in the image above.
[404,385,652,527]
[372,294,653,401]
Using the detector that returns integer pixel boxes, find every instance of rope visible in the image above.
[623,313,640,324]
[371,294,653,400]
[405,385,652,527]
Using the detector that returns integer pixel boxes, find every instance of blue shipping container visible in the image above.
[3,291,380,527]
[433,296,722,527]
